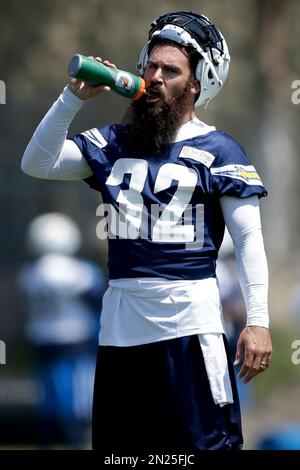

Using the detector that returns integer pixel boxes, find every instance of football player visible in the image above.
[22,11,272,451]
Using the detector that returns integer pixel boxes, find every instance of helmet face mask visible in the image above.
[137,11,230,107]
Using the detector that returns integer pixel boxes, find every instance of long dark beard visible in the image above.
[119,85,192,155]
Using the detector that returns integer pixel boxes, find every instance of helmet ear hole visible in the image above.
[211,48,224,66]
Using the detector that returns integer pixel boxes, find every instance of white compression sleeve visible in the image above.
[220,196,269,328]
[21,86,92,180]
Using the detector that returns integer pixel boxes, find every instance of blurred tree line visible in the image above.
[0,0,300,344]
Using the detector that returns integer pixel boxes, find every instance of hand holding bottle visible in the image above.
[68,56,116,101]
[68,54,146,101]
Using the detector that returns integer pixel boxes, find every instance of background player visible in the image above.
[18,212,106,447]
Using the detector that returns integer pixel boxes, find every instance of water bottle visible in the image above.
[68,54,146,100]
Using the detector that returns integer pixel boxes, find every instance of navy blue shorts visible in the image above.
[92,335,243,452]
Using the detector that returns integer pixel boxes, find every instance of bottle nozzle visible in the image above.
[132,78,146,101]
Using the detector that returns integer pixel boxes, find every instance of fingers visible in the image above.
[237,347,256,382]
[233,339,243,366]
[68,55,116,100]
[89,84,111,97]
[234,326,272,384]
[233,339,261,383]
[239,354,262,384]
[93,56,117,68]
[259,353,271,369]
[68,78,84,93]
[68,73,110,100]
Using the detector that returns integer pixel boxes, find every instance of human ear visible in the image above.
[190,79,200,96]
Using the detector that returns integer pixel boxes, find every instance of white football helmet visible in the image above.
[137,11,230,107]
[26,213,82,256]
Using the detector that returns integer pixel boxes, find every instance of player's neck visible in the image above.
[179,109,196,127]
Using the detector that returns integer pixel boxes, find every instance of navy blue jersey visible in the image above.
[72,125,266,280]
